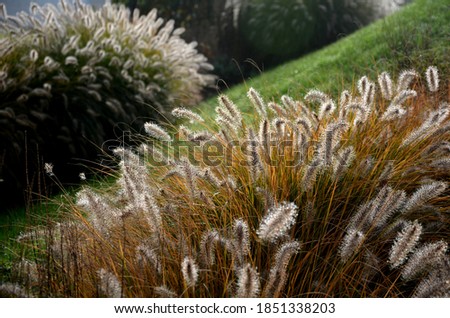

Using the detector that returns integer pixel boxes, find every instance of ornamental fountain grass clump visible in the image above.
[1,65,448,297]
[0,0,214,207]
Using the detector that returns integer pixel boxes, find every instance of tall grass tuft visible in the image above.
[0,0,214,207]
[6,66,449,297]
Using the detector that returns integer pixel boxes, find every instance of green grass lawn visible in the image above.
[1,0,448,282]
[195,0,449,122]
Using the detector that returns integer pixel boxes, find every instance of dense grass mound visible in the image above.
[2,65,449,297]
[0,0,213,208]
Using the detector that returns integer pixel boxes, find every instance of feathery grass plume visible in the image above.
[396,69,418,92]
[378,71,393,100]
[413,272,450,298]
[98,268,121,298]
[215,105,240,134]
[199,230,221,266]
[339,228,366,263]
[154,286,178,298]
[235,263,261,298]
[188,131,214,143]
[357,76,370,97]
[172,107,204,123]
[179,158,199,199]
[339,90,352,110]
[144,122,172,142]
[381,104,407,121]
[425,66,439,92]
[136,243,162,273]
[318,121,347,166]
[391,89,417,106]
[259,119,271,159]
[199,168,222,188]
[401,106,450,147]
[333,146,355,178]
[272,118,286,138]
[301,158,321,192]
[218,94,242,124]
[76,188,121,234]
[247,87,267,118]
[257,201,299,242]
[247,128,263,181]
[349,185,391,231]
[268,101,287,117]
[362,81,376,108]
[318,99,336,120]
[263,241,301,297]
[389,220,422,268]
[295,117,313,137]
[232,219,250,267]
[305,89,329,104]
[402,181,447,213]
[401,241,448,280]
[181,256,199,288]
[281,94,297,115]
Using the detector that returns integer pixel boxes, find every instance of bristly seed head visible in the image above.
[257,201,299,242]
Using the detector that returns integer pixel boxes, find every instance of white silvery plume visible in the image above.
[247,128,263,181]
[390,89,417,106]
[236,263,261,298]
[396,69,418,92]
[362,81,376,108]
[268,101,287,117]
[402,181,447,213]
[425,66,439,92]
[144,122,172,141]
[318,99,336,120]
[218,94,242,124]
[339,227,365,263]
[301,158,321,192]
[181,256,199,288]
[378,71,393,100]
[381,104,407,121]
[154,286,178,298]
[199,230,221,266]
[305,89,328,104]
[136,243,161,273]
[389,220,422,268]
[401,241,448,280]
[172,107,204,123]
[263,241,301,297]
[76,188,121,234]
[333,146,355,178]
[281,94,297,115]
[232,219,250,267]
[357,76,370,97]
[179,158,200,199]
[413,271,450,297]
[29,49,39,62]
[98,268,121,298]
[259,119,271,159]
[318,121,348,167]
[247,87,267,118]
[401,106,450,147]
[257,201,299,242]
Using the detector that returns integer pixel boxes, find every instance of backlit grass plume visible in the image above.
[6,66,449,298]
[0,0,213,207]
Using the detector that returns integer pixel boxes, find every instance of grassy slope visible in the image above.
[196,0,449,121]
[0,0,448,280]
